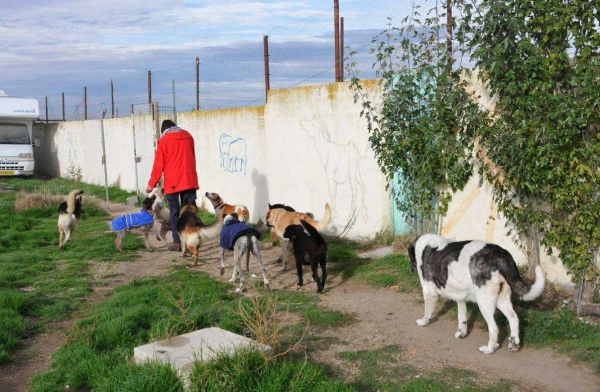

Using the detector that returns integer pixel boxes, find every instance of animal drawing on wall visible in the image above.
[219,133,247,175]
[299,105,368,226]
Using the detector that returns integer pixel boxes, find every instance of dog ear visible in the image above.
[268,203,273,209]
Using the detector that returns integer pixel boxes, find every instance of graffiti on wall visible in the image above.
[299,104,369,229]
[219,133,247,175]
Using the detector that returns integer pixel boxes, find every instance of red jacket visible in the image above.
[148,127,199,195]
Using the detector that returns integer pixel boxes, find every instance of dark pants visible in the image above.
[166,189,197,244]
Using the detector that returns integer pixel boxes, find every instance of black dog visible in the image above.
[283,219,328,293]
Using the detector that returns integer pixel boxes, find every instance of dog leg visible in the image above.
[229,245,239,283]
[250,237,269,289]
[114,231,125,252]
[280,239,289,271]
[143,229,154,252]
[311,257,323,293]
[320,253,327,291]
[59,229,64,249]
[476,294,500,354]
[219,247,226,276]
[455,300,468,338]
[62,228,71,248]
[234,246,245,293]
[157,224,169,247]
[270,228,277,247]
[295,254,304,287]
[416,292,437,326]
[497,289,520,352]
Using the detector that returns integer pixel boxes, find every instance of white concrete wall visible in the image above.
[439,176,570,285]
[34,82,392,240]
[439,71,571,285]
[32,79,572,284]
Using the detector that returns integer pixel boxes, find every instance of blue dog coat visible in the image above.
[110,209,154,232]
[219,217,261,251]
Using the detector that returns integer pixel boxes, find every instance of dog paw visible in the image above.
[478,343,499,354]
[455,331,466,339]
[416,318,430,326]
[279,266,288,272]
[235,286,244,293]
[146,248,154,252]
[507,337,520,352]
[274,256,282,263]
[228,278,236,283]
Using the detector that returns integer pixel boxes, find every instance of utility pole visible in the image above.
[334,0,341,82]
[263,36,271,102]
[110,79,115,118]
[147,70,152,105]
[195,57,200,111]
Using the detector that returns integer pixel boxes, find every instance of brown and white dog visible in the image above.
[205,192,250,223]
[177,202,224,266]
[57,189,84,249]
[408,234,545,354]
[266,203,331,271]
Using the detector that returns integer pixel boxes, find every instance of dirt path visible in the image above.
[2,202,599,391]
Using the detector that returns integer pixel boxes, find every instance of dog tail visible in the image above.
[238,207,250,223]
[511,265,545,301]
[300,219,326,246]
[198,212,225,242]
[66,189,84,214]
[315,203,332,232]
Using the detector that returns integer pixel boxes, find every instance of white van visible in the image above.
[0,91,39,177]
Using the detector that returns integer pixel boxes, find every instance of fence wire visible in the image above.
[36,0,425,120]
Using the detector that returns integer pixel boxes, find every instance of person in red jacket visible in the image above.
[146,119,199,252]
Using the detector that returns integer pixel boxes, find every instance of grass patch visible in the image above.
[521,306,600,372]
[189,348,355,392]
[3,177,136,205]
[29,270,244,391]
[273,290,354,328]
[331,253,421,292]
[336,346,515,391]
[0,186,147,364]
[30,271,355,392]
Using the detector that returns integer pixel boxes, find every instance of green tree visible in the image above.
[458,0,600,286]
[348,3,486,234]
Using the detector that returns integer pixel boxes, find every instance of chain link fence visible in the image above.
[35,0,416,120]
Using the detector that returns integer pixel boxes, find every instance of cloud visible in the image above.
[0,0,402,116]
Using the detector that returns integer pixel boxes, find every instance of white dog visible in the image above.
[408,234,545,354]
[148,183,170,246]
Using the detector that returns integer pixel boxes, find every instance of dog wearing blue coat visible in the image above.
[219,213,269,293]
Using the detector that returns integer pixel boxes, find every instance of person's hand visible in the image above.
[146,185,154,194]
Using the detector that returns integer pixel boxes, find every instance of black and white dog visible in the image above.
[408,234,545,354]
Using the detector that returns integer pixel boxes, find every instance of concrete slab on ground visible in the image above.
[133,327,271,375]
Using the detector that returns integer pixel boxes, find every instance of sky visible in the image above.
[0,0,411,119]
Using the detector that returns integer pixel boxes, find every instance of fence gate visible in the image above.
[131,102,176,195]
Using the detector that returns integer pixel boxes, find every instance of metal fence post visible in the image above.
[132,105,140,196]
[100,109,110,210]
